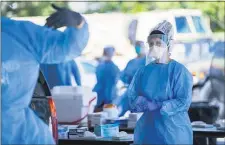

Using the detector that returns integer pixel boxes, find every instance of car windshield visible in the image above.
[192,16,206,33]
[175,16,191,33]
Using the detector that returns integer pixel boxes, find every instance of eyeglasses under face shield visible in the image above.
[147,34,170,48]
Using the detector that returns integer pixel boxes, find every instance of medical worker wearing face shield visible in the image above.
[127,20,193,144]
[93,46,120,111]
[115,41,146,116]
[1,4,89,144]
[121,41,146,85]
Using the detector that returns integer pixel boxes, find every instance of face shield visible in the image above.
[146,34,170,65]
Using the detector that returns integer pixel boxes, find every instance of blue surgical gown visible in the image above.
[93,60,120,107]
[41,60,81,89]
[1,17,89,144]
[121,56,146,84]
[116,56,145,116]
[128,60,193,144]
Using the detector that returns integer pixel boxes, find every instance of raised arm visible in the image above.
[24,5,89,64]
[23,20,89,64]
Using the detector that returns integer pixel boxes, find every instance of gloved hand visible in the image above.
[45,4,84,29]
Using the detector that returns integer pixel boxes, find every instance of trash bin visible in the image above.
[189,102,219,145]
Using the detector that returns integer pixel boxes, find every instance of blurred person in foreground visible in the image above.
[128,20,193,144]
[41,60,82,89]
[115,41,146,116]
[93,46,120,112]
[1,4,89,144]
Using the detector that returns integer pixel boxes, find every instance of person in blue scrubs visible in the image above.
[115,41,146,116]
[1,5,89,144]
[127,20,193,144]
[93,46,120,111]
[41,60,81,89]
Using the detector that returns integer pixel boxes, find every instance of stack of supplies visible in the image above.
[128,113,143,128]
[88,112,108,127]
[68,127,88,138]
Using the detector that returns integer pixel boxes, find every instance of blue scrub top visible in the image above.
[93,60,120,107]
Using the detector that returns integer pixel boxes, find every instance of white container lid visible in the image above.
[51,86,97,106]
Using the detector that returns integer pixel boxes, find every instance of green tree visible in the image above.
[86,1,224,32]
[1,2,68,17]
[1,1,224,31]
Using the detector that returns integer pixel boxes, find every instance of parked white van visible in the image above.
[129,9,213,64]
